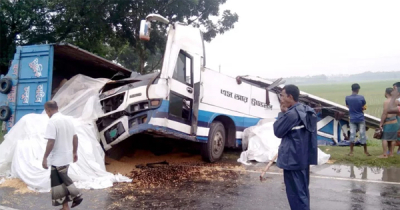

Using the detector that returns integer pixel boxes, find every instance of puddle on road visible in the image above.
[311,164,400,183]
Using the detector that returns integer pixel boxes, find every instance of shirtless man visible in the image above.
[387,82,400,154]
[379,88,400,158]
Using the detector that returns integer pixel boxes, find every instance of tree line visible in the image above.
[0,0,238,75]
[282,71,400,85]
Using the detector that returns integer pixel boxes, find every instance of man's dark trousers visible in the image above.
[283,166,310,210]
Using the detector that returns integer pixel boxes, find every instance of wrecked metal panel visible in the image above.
[237,75,275,88]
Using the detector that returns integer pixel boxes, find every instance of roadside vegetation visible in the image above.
[1,0,238,75]
[319,145,400,168]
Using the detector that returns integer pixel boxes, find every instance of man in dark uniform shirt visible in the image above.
[274,85,318,210]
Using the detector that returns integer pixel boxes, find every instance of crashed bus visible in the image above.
[95,14,380,162]
[95,14,284,162]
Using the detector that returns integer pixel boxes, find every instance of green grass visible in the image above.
[301,80,400,167]
[320,145,400,168]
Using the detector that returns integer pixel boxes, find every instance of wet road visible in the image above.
[2,149,400,210]
[2,166,400,209]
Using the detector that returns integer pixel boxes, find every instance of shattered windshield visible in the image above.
[110,43,165,79]
[101,72,160,94]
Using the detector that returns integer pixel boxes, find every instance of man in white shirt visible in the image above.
[42,100,83,210]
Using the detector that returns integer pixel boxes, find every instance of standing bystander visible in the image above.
[273,85,318,210]
[42,101,83,210]
[378,88,399,158]
[387,82,400,155]
[345,83,371,156]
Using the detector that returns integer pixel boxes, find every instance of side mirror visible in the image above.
[139,14,169,41]
[139,20,151,41]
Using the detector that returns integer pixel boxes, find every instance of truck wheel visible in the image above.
[0,78,12,94]
[0,106,11,121]
[201,121,226,163]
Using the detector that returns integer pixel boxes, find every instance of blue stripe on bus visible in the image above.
[156,100,261,131]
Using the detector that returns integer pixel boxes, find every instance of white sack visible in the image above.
[241,118,276,151]
[238,120,330,166]
[0,74,131,192]
[317,148,331,165]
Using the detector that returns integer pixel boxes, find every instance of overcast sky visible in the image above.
[204,0,400,79]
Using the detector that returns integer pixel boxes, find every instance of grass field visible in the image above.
[300,80,400,167]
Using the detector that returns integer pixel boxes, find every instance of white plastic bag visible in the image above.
[238,121,280,165]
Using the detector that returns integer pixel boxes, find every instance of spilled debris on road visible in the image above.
[107,150,245,190]
[0,178,36,194]
[106,150,247,210]
[130,163,240,189]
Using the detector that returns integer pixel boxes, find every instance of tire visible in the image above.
[0,106,11,121]
[201,121,226,163]
[0,78,12,94]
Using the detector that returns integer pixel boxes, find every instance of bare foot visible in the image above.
[377,155,388,158]
[347,153,354,156]
[365,153,371,156]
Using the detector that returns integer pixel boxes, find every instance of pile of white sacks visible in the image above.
[0,74,131,192]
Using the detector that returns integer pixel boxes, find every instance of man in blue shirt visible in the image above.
[345,83,370,156]
[274,85,318,210]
